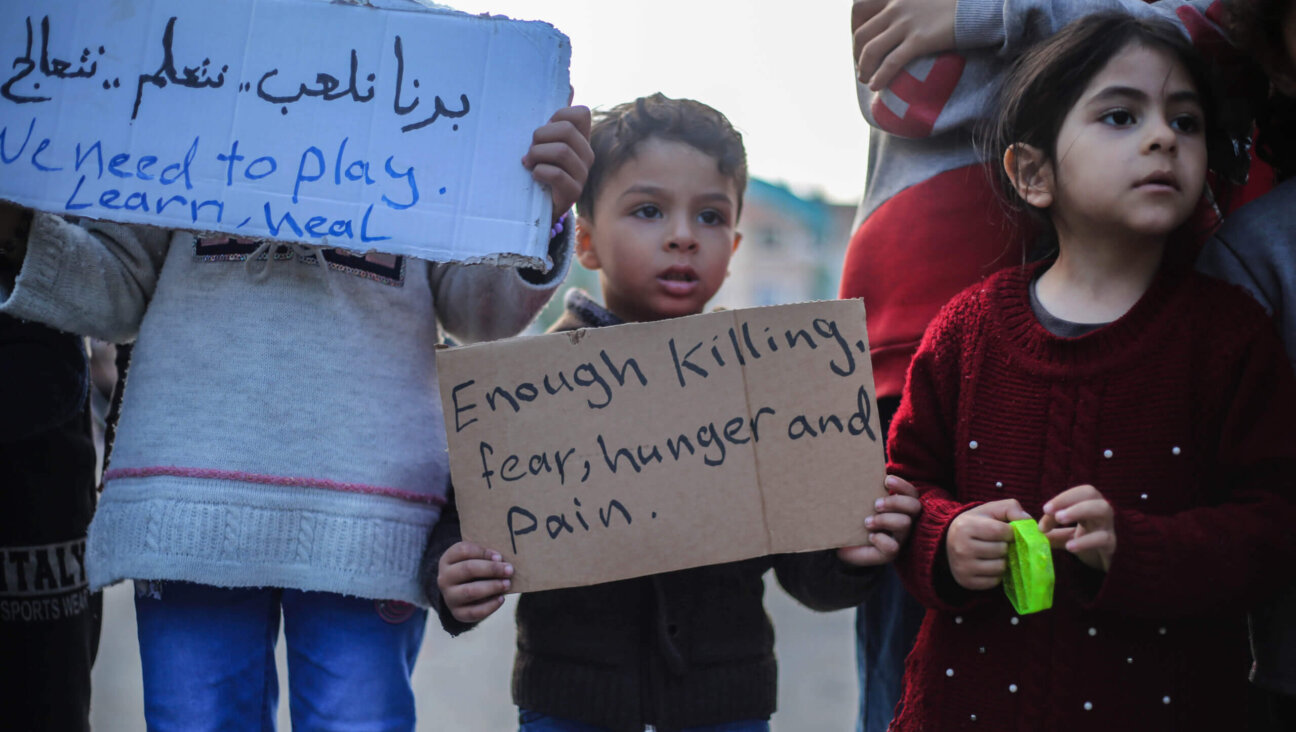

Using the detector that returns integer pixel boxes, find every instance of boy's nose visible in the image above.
[666,222,698,252]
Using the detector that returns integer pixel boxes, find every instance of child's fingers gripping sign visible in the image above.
[838,475,923,566]
[1040,484,1117,572]
[522,106,595,223]
[946,499,1032,591]
[438,541,514,623]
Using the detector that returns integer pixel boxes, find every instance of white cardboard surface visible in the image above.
[0,0,570,265]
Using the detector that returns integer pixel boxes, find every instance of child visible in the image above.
[841,2,1232,729]
[429,93,922,732]
[886,13,1296,730]
[0,100,591,732]
[1198,1,1296,727]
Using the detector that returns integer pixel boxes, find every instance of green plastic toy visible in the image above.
[1002,519,1054,614]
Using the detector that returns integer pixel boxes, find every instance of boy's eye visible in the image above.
[1099,109,1136,126]
[697,209,727,226]
[632,204,662,219]
[1170,113,1201,134]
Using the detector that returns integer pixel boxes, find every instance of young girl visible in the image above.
[842,4,1231,730]
[1198,1,1296,727]
[887,12,1296,730]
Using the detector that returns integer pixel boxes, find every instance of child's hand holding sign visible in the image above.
[838,475,922,566]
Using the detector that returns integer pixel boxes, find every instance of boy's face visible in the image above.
[576,138,742,323]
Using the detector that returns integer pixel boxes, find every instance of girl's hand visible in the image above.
[839,475,923,566]
[945,499,1032,590]
[1040,485,1116,572]
[437,541,513,623]
[521,105,594,225]
[852,0,957,90]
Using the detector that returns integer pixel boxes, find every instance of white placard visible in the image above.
[0,0,570,265]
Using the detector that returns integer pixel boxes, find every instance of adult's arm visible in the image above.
[0,213,171,343]
[428,222,572,344]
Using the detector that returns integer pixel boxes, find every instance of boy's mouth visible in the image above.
[658,265,699,295]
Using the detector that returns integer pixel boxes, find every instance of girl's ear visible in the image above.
[1003,144,1055,209]
[574,216,601,270]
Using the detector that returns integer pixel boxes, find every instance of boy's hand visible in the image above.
[1040,485,1116,572]
[838,474,923,566]
[946,499,1031,590]
[437,541,513,624]
[521,105,594,225]
[852,0,957,90]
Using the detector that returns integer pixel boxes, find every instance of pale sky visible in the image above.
[445,0,871,205]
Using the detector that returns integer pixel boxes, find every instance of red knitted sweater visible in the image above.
[887,252,1296,731]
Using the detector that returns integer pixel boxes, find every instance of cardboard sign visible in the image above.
[438,300,887,592]
[0,0,569,266]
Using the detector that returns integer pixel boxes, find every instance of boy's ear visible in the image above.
[574,216,601,270]
[1004,144,1054,209]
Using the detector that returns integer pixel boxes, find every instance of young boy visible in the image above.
[428,93,921,732]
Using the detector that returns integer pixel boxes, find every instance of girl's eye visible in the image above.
[697,209,727,226]
[1099,109,1136,126]
[632,204,662,219]
[1170,114,1201,133]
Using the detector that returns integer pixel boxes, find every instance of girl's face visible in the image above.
[1021,43,1207,246]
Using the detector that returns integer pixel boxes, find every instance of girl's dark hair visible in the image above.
[1253,95,1296,180]
[1226,0,1295,79]
[983,12,1227,243]
[577,93,748,220]
[1226,0,1296,179]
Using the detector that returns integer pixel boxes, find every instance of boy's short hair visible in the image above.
[577,93,748,219]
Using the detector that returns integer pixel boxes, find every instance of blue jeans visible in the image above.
[855,566,925,732]
[134,581,427,732]
[519,710,770,732]
[855,395,925,732]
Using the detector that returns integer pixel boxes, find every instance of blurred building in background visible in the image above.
[719,178,855,310]
[532,178,856,331]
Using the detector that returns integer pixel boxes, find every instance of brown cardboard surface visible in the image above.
[438,299,886,592]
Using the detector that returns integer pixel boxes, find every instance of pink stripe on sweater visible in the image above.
[104,466,446,507]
